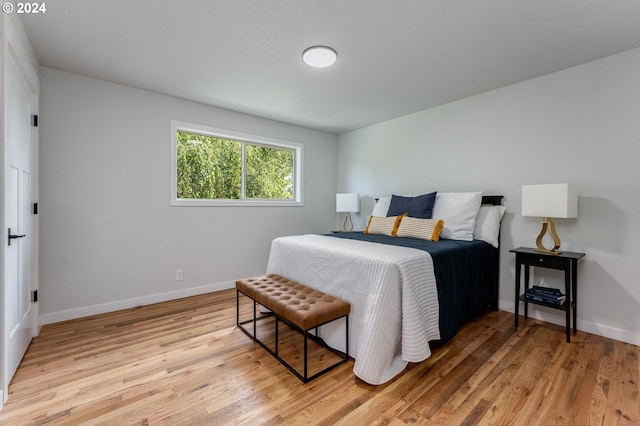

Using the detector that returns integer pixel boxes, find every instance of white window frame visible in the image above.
[171,120,303,207]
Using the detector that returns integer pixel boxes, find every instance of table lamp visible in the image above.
[336,193,359,232]
[521,184,578,254]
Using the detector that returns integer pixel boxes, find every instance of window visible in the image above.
[171,121,303,206]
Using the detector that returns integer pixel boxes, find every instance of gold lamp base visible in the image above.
[342,212,354,232]
[535,217,562,255]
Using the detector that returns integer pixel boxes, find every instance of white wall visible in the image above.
[39,68,337,323]
[337,48,640,345]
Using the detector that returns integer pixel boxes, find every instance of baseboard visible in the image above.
[499,299,640,346]
[39,280,236,326]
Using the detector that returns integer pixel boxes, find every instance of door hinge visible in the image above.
[33,202,38,215]
[32,290,38,303]
[32,115,38,127]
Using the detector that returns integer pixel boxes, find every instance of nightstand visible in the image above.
[510,247,585,342]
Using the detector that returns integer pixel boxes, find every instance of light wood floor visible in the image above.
[0,289,638,425]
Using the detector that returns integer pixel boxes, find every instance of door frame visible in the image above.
[0,14,40,408]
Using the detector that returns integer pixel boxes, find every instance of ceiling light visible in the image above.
[302,46,337,68]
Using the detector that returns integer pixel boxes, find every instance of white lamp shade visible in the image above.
[522,184,578,218]
[336,193,359,213]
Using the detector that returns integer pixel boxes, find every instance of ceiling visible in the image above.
[20,0,640,134]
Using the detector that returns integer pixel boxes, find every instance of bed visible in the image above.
[266,194,504,384]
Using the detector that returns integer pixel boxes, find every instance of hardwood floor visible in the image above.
[0,289,638,425]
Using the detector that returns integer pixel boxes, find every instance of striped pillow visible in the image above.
[396,217,445,241]
[364,215,404,236]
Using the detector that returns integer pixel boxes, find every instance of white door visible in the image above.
[3,50,38,400]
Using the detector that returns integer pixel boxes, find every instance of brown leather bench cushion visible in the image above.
[236,274,350,331]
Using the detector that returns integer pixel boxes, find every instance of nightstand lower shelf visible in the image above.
[518,295,575,311]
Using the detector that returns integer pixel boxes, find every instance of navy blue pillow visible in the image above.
[387,192,437,219]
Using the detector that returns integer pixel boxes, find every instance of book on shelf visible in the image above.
[529,286,564,296]
[524,289,566,305]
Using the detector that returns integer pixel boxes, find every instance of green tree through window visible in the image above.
[245,144,294,199]
[176,130,295,201]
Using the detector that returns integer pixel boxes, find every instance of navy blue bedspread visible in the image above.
[328,232,499,344]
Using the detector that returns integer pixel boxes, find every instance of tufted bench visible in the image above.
[236,274,350,382]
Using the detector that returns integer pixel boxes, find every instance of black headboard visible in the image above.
[374,195,504,205]
[480,195,504,311]
[481,195,504,206]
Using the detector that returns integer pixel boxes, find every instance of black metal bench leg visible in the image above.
[304,329,309,382]
[275,316,279,356]
[346,315,349,360]
[236,290,240,327]
[252,299,256,338]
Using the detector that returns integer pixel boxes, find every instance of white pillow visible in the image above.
[474,205,507,248]
[371,196,391,217]
[432,192,483,241]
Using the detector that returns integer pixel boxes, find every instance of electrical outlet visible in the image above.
[176,269,184,281]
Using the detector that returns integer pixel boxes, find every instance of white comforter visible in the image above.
[266,234,440,385]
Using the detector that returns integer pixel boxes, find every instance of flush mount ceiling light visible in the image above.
[302,46,337,68]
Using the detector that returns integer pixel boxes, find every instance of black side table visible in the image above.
[510,247,585,342]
